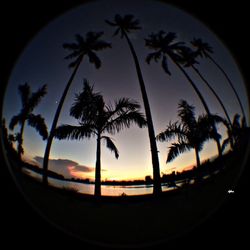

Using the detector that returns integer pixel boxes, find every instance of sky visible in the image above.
[2,0,249,181]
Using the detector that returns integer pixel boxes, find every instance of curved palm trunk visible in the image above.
[192,65,232,127]
[18,120,25,160]
[42,57,83,186]
[172,59,222,158]
[208,55,246,121]
[94,133,101,197]
[123,31,162,195]
[192,65,234,149]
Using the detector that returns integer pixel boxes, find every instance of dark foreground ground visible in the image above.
[5,149,248,248]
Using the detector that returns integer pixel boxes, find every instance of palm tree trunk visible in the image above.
[194,147,201,168]
[192,65,232,127]
[42,57,83,186]
[208,55,246,121]
[192,65,234,149]
[18,120,25,160]
[123,31,162,195]
[94,133,101,197]
[172,59,222,158]
[194,146,202,182]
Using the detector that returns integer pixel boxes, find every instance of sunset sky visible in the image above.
[3,0,249,181]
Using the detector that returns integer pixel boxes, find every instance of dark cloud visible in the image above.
[34,156,94,178]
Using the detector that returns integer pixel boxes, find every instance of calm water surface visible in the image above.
[24,169,178,196]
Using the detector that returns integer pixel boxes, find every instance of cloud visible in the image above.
[34,156,94,179]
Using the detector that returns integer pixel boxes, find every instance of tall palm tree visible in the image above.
[42,32,111,186]
[157,100,217,169]
[191,38,246,121]
[179,46,232,126]
[178,46,235,148]
[9,83,48,159]
[54,80,147,197]
[105,14,162,195]
[145,31,222,158]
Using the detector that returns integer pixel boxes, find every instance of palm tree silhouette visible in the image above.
[9,83,48,159]
[145,31,222,158]
[42,32,111,185]
[215,113,246,152]
[179,46,233,127]
[191,38,246,122]
[54,80,147,196]
[106,14,162,195]
[178,46,235,149]
[157,100,218,170]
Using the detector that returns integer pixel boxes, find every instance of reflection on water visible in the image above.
[23,169,177,196]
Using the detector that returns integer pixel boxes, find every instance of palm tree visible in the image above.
[157,100,218,170]
[145,31,222,158]
[178,46,235,150]
[105,14,162,195]
[54,80,147,197]
[191,38,246,121]
[9,83,48,159]
[42,32,111,185]
[178,46,233,127]
[215,113,248,152]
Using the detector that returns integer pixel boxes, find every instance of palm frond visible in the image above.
[107,14,141,35]
[113,28,121,37]
[64,50,81,60]
[68,57,82,68]
[156,122,186,142]
[87,51,101,68]
[9,115,21,130]
[197,114,214,131]
[210,114,228,126]
[18,83,30,107]
[28,85,47,112]
[62,42,79,51]
[164,32,177,43]
[145,32,162,49]
[121,14,141,31]
[102,136,119,159]
[177,46,199,67]
[104,110,147,134]
[27,114,48,140]
[167,142,191,162]
[190,38,213,57]
[222,138,230,152]
[108,98,140,114]
[145,51,162,64]
[145,31,177,50]
[54,124,95,140]
[209,129,222,141]
[91,39,112,51]
[162,55,171,75]
[85,31,103,44]
[64,32,110,68]
[178,100,196,129]
[105,19,117,26]
[84,31,111,51]
[70,79,103,120]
